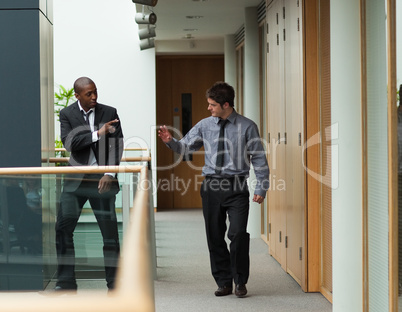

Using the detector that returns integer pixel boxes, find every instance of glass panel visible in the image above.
[0,175,53,290]
[0,172,134,291]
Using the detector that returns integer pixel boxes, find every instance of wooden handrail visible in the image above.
[0,166,154,312]
[46,156,151,164]
[55,147,149,152]
[0,165,144,175]
[115,166,153,297]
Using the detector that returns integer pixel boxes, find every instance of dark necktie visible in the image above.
[83,110,92,126]
[82,110,98,163]
[215,119,228,175]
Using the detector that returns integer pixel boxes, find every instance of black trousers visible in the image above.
[55,174,120,289]
[201,176,250,287]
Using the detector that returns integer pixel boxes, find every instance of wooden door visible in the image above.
[267,0,304,285]
[267,0,287,267]
[156,56,224,210]
[284,0,304,285]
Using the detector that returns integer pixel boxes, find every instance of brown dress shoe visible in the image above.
[235,284,247,297]
[214,285,233,296]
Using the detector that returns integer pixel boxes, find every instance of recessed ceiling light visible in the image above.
[186,15,203,19]
[183,34,195,39]
[192,0,208,2]
[183,28,198,32]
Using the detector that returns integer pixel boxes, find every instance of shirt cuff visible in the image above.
[254,189,267,198]
[92,131,99,142]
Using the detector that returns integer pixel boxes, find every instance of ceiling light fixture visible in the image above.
[185,15,203,19]
[140,38,155,50]
[135,12,157,24]
[138,25,156,40]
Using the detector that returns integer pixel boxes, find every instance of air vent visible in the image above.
[257,0,266,23]
[234,25,245,47]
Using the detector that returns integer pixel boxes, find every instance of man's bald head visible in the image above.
[74,77,95,94]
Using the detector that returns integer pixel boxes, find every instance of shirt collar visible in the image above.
[214,109,238,124]
[77,101,94,114]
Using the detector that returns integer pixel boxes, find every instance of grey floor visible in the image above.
[42,208,333,312]
[153,209,332,312]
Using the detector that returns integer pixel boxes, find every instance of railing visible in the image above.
[46,147,156,279]
[47,156,151,164]
[44,150,155,265]
[49,147,151,165]
[0,165,154,312]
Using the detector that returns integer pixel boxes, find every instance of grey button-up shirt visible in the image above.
[166,110,270,197]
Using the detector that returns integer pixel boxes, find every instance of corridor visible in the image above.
[154,209,332,312]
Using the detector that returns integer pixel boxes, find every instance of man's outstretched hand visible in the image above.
[98,119,119,137]
[158,125,173,143]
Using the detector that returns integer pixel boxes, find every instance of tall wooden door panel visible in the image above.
[266,0,304,286]
[156,56,224,210]
[267,0,287,268]
[284,0,303,284]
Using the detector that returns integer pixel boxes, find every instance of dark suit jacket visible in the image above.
[60,101,124,192]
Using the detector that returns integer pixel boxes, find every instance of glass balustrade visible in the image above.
[0,170,141,291]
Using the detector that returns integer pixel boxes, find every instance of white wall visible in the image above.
[331,1,363,311]
[398,0,402,88]
[53,0,156,164]
[224,35,236,88]
[243,7,261,238]
[156,39,223,55]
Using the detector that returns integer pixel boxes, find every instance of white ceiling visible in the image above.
[137,0,263,41]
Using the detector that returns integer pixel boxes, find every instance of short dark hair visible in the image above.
[74,77,95,94]
[206,81,235,107]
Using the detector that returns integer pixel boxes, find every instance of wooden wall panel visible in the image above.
[267,0,281,263]
[319,0,333,299]
[303,0,321,293]
[156,58,174,210]
[267,0,304,286]
[156,56,224,210]
[285,0,304,286]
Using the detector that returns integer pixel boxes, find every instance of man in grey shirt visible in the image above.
[158,81,269,297]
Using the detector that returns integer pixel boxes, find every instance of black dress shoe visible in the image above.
[214,285,233,296]
[235,284,247,297]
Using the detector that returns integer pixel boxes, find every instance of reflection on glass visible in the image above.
[0,176,43,290]
[0,173,130,291]
[1,176,42,254]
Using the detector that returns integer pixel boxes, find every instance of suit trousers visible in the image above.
[55,174,120,289]
[201,176,250,287]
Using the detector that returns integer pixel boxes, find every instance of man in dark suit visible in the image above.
[55,77,124,291]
